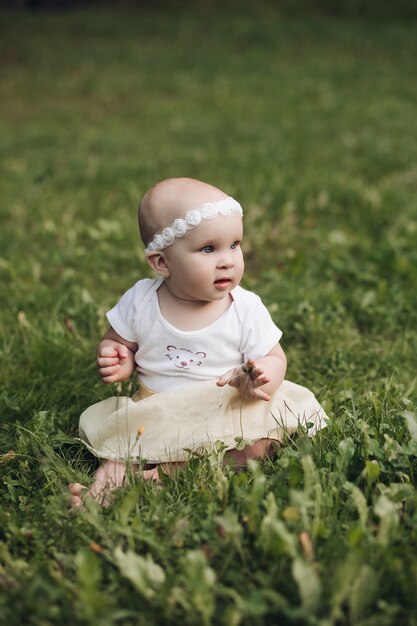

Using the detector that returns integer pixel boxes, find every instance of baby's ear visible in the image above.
[146,251,170,277]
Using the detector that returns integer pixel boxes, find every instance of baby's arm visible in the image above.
[97,327,138,384]
[217,342,287,401]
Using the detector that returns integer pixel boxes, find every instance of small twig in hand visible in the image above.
[242,363,256,380]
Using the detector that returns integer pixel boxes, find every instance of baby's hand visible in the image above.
[217,358,271,401]
[97,339,135,384]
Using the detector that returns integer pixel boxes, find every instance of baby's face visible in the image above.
[162,214,244,302]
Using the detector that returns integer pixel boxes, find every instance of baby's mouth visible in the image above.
[214,278,232,287]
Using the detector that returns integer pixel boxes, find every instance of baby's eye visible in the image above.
[231,241,240,249]
[201,245,215,254]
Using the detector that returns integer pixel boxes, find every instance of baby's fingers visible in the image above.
[99,364,121,383]
[97,356,119,368]
[252,371,270,387]
[217,368,236,387]
[99,346,119,359]
[242,358,256,378]
[116,345,129,363]
[251,387,271,401]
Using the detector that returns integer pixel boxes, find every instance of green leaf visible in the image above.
[350,565,377,622]
[402,411,417,440]
[260,493,297,558]
[344,482,368,528]
[362,459,381,485]
[234,436,254,451]
[113,547,165,600]
[292,557,321,614]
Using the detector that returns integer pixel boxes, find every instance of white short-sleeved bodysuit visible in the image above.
[106,277,282,392]
[79,278,328,462]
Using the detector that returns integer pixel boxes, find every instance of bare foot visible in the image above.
[68,460,165,509]
[68,460,127,508]
[68,481,87,509]
[142,466,161,482]
[225,438,278,467]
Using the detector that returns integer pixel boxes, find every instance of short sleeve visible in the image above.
[106,284,139,343]
[239,293,282,362]
[106,278,161,344]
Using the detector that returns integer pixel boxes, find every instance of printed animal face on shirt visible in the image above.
[165,345,207,371]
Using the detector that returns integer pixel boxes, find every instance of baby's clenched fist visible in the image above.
[97,340,135,384]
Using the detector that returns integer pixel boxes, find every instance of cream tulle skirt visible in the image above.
[79,379,328,463]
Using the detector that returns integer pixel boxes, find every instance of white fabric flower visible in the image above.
[172,219,187,237]
[200,203,217,219]
[153,234,164,250]
[185,210,202,227]
[219,198,240,216]
[161,227,175,245]
[144,196,243,255]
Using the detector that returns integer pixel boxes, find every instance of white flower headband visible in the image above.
[144,196,243,255]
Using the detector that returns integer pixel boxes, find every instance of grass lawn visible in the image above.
[1,5,417,625]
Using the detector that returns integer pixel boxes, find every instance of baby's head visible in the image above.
[138,177,244,301]
[139,177,232,249]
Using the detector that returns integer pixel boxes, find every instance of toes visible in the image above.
[68,482,87,496]
[68,483,87,510]
[68,494,83,510]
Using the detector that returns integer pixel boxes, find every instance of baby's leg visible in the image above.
[68,460,184,508]
[68,459,127,508]
[142,462,185,481]
[226,438,278,467]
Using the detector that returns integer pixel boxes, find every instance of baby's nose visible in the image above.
[218,252,234,268]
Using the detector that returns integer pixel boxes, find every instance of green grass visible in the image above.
[1,6,417,625]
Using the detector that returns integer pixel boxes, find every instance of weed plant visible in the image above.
[0,6,417,625]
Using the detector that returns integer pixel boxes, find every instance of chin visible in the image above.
[212,291,232,301]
